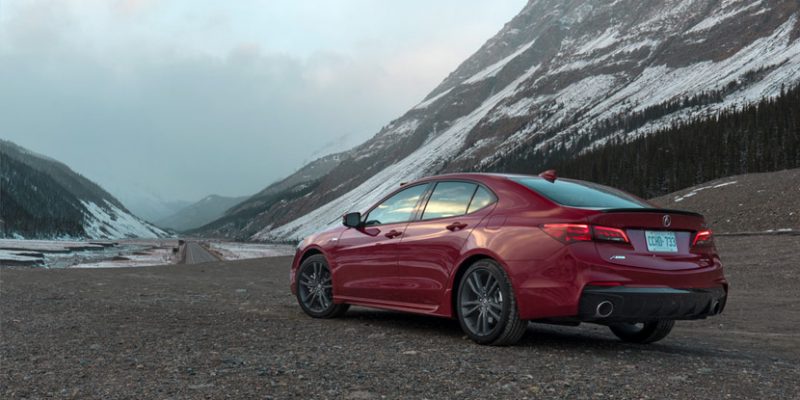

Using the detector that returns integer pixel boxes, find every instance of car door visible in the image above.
[333,183,430,303]
[395,182,497,307]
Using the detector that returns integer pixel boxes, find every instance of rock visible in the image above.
[346,390,375,399]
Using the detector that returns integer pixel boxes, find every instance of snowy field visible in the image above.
[206,241,294,260]
[0,239,179,268]
[0,239,109,252]
[0,239,293,267]
[72,246,177,268]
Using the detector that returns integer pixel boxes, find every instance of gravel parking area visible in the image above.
[2,236,799,399]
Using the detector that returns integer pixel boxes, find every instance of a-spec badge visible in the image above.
[662,215,672,227]
[610,255,626,261]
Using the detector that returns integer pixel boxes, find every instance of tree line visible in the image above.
[488,83,799,198]
[1,154,86,238]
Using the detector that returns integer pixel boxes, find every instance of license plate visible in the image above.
[645,231,678,253]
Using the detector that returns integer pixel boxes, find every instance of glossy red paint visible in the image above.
[290,173,728,321]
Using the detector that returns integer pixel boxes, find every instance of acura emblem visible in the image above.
[662,215,672,227]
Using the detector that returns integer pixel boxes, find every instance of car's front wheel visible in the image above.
[608,320,674,344]
[296,254,349,318]
[456,259,527,346]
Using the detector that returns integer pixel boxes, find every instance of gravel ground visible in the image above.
[2,236,799,399]
[651,168,800,233]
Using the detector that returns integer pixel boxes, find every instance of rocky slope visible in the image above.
[651,168,800,233]
[200,0,800,241]
[0,140,168,239]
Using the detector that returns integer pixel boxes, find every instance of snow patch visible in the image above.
[674,181,738,202]
[688,1,764,33]
[577,28,619,54]
[464,39,537,84]
[413,88,453,110]
[0,250,43,265]
[208,242,294,260]
[82,200,168,239]
[71,247,175,268]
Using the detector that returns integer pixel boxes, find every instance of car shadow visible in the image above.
[340,308,748,360]
[343,307,464,336]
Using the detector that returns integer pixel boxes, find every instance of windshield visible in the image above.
[510,177,648,209]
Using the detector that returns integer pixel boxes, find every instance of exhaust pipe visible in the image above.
[710,300,721,315]
[595,300,614,318]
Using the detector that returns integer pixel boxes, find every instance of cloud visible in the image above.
[0,0,526,204]
[112,0,158,17]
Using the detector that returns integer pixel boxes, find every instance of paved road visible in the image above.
[183,241,219,264]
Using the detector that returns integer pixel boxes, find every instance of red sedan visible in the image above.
[291,171,728,346]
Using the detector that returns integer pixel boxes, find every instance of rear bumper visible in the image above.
[506,242,728,320]
[577,286,727,323]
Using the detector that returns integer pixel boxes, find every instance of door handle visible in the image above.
[384,230,402,239]
[446,222,468,231]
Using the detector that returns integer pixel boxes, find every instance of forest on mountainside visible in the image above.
[491,84,800,198]
[0,154,86,238]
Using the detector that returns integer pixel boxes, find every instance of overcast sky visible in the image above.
[0,0,525,205]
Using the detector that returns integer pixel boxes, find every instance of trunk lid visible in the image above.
[587,208,714,271]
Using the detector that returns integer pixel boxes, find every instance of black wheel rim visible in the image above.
[298,261,333,313]
[459,268,503,336]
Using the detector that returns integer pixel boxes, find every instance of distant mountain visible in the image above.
[117,192,192,225]
[192,151,344,239]
[157,194,249,232]
[0,140,168,239]
[198,0,800,241]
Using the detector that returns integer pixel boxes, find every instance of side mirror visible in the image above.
[342,212,362,228]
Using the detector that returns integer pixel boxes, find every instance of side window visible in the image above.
[365,184,428,226]
[422,182,477,220]
[467,186,496,214]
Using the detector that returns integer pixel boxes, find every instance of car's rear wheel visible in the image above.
[608,320,674,344]
[457,259,527,346]
[296,255,349,318]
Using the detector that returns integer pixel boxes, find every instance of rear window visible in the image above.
[510,177,648,209]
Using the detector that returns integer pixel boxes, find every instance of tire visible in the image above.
[456,259,527,346]
[609,320,675,344]
[296,254,349,318]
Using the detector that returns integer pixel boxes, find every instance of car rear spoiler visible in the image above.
[599,208,704,217]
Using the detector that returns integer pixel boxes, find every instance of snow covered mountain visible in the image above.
[157,194,248,232]
[204,0,800,241]
[0,140,169,240]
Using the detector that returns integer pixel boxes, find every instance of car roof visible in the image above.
[406,172,546,186]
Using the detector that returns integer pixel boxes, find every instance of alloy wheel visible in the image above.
[459,268,504,337]
[298,261,333,313]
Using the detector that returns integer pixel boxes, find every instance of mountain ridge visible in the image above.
[0,140,168,240]
[196,0,800,241]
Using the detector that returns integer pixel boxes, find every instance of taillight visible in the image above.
[692,229,714,247]
[541,224,591,243]
[541,224,630,244]
[592,226,630,243]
